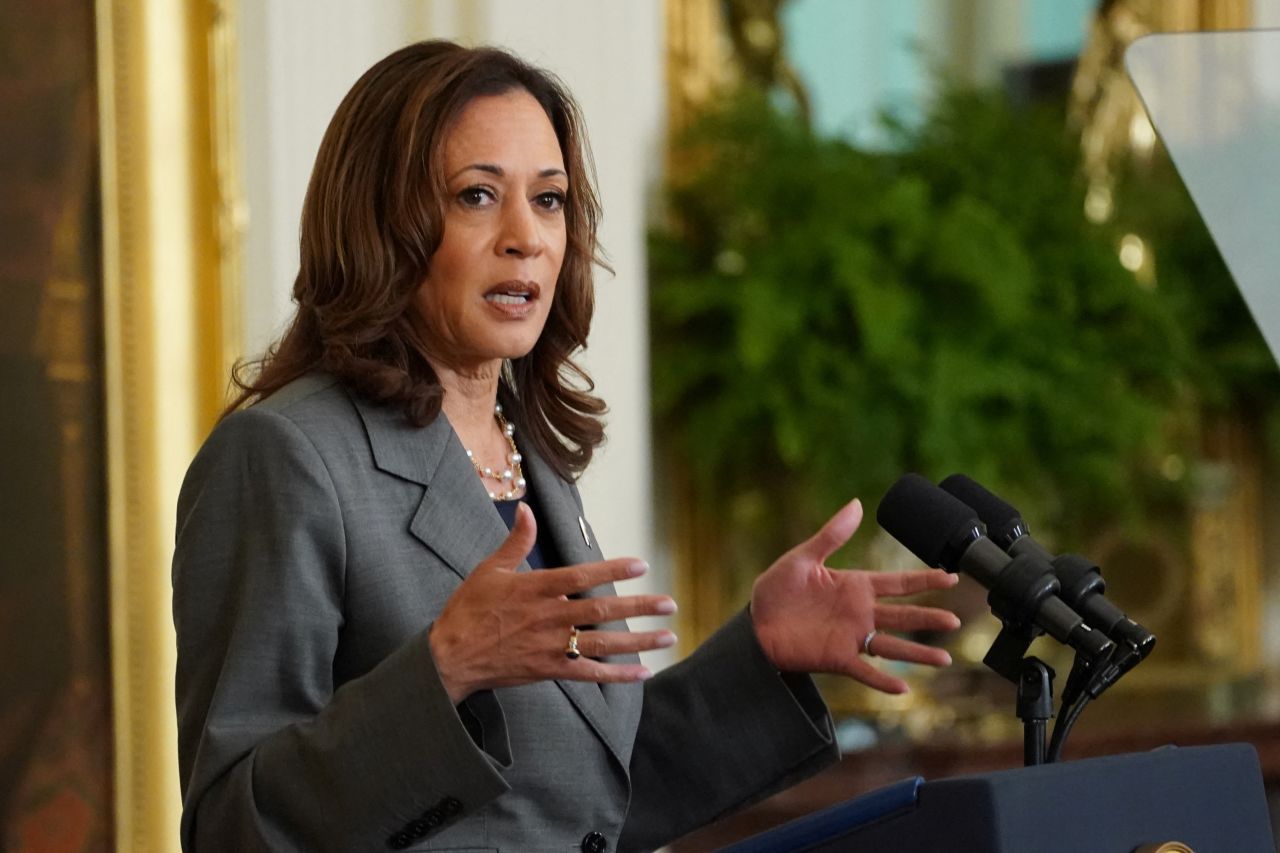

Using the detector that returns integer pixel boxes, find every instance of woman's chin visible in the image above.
[480,325,546,362]
[497,340,540,362]
[470,337,540,365]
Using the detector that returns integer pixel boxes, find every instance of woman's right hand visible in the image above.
[428,502,678,704]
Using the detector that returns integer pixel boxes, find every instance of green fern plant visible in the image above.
[649,84,1273,564]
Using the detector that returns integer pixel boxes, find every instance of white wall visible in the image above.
[237,1,671,663]
[1258,0,1280,27]
[238,4,418,357]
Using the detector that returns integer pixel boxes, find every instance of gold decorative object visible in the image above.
[1187,418,1262,672]
[720,0,810,124]
[664,0,735,178]
[1070,0,1265,704]
[1070,0,1251,226]
[96,0,244,847]
[664,0,810,164]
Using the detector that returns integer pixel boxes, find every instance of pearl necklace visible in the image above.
[465,403,526,500]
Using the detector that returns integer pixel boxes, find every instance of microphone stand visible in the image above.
[975,545,1115,766]
[982,622,1054,767]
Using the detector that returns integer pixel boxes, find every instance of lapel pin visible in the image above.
[578,516,592,548]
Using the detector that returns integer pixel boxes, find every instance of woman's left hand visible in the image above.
[750,498,961,694]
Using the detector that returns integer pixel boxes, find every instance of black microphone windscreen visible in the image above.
[939,473,1022,542]
[877,473,982,570]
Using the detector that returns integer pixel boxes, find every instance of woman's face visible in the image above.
[413,89,568,373]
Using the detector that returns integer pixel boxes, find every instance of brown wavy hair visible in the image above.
[226,40,607,479]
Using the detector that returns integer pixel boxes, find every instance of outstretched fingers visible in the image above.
[795,498,864,563]
[866,633,953,667]
[874,603,961,633]
[565,629,677,661]
[844,658,910,695]
[559,659,654,684]
[535,558,650,598]
[837,567,960,693]
[870,568,958,597]
[558,594,678,627]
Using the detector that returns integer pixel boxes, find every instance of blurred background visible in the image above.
[2,0,1278,849]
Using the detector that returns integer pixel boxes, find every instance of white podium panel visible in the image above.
[1127,30,1280,359]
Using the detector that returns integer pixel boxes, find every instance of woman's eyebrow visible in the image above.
[448,163,568,181]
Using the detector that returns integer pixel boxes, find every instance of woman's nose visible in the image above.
[497,200,543,258]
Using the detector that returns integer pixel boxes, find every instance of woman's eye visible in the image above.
[458,187,495,207]
[535,191,566,212]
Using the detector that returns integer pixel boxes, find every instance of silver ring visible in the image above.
[862,630,878,656]
[565,627,581,660]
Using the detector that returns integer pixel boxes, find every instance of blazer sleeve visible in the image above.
[173,407,509,852]
[618,608,841,851]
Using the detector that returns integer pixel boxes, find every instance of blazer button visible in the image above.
[440,796,463,816]
[387,831,412,850]
[581,831,608,853]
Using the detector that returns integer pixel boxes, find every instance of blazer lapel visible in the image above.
[352,393,511,580]
[354,390,637,766]
[522,446,599,568]
[523,446,642,767]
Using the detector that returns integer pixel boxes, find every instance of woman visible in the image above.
[173,41,959,853]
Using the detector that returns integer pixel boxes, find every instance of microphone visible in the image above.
[938,473,1155,661]
[876,474,1113,663]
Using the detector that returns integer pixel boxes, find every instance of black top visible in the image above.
[493,484,561,570]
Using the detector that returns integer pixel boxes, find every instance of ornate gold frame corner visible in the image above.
[96,0,243,848]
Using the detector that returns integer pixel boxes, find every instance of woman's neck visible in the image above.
[440,366,499,432]
[433,357,504,452]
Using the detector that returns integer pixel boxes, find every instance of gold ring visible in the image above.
[862,630,878,656]
[565,627,581,660]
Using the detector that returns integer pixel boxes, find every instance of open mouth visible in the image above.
[486,293,530,305]
[484,280,540,306]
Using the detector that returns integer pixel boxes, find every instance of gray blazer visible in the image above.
[173,374,838,853]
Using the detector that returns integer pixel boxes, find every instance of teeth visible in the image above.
[487,293,529,305]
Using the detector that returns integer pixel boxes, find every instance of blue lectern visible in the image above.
[720,744,1272,852]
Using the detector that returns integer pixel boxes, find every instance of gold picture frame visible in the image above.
[96,0,243,848]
